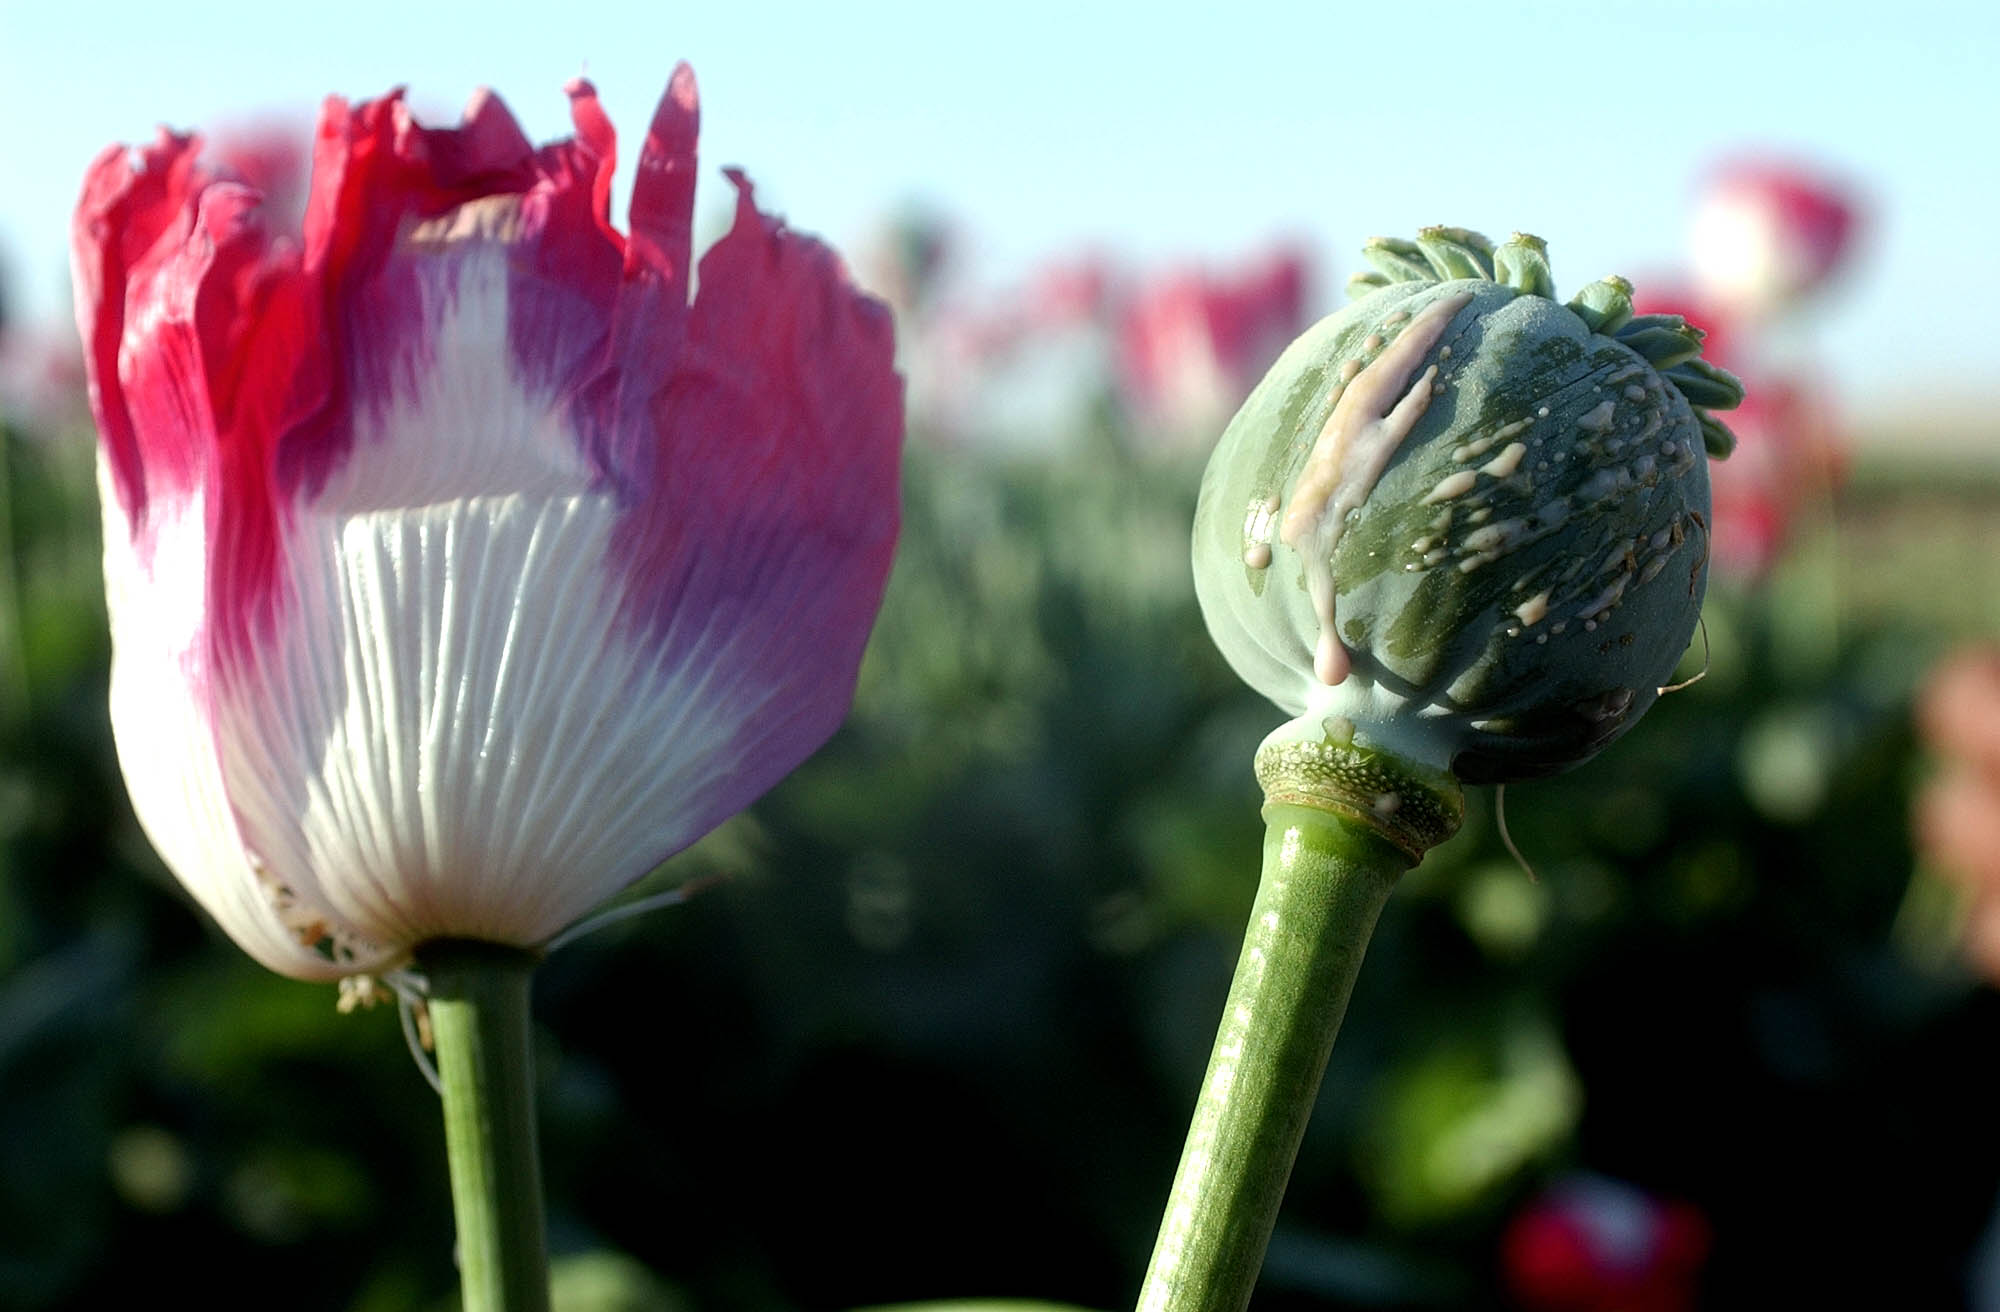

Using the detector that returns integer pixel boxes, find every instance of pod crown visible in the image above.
[1347,227,1744,457]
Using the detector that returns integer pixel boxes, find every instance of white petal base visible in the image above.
[103,240,770,977]
[220,489,750,957]
[102,466,378,980]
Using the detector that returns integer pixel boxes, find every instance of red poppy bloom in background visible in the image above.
[1501,1175,1711,1312]
[1917,648,2000,984]
[1689,158,1859,323]
[73,67,904,980]
[1116,248,1309,436]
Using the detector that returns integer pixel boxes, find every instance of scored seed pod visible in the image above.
[1194,228,1742,784]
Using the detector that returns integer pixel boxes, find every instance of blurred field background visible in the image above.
[5,2,2000,1309]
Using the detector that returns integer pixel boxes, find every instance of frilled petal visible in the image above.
[78,70,902,976]
[74,129,205,517]
[78,131,365,980]
[606,166,902,836]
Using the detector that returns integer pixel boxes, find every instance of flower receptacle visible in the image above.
[1255,716,1464,867]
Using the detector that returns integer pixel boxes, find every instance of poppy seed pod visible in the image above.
[1193,228,1741,786]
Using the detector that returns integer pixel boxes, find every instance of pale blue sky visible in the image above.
[3,0,1995,425]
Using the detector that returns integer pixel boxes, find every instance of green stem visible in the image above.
[1136,802,1412,1312]
[419,940,551,1312]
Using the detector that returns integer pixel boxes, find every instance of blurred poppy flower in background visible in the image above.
[1916,647,2000,983]
[1688,157,1859,324]
[1114,247,1309,440]
[895,250,1116,450]
[1500,1174,1712,1312]
[891,238,1310,452]
[1700,373,1843,577]
[1628,157,1862,578]
[71,66,903,981]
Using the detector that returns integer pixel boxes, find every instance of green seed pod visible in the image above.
[1193,228,1742,784]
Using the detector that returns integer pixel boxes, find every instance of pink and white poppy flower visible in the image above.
[1688,158,1858,323]
[73,67,903,981]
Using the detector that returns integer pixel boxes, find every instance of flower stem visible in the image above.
[419,940,551,1312]
[1135,800,1418,1312]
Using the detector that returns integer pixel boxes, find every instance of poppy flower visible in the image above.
[1501,1175,1711,1312]
[73,67,903,981]
[1116,247,1309,437]
[1916,647,2000,983]
[1688,158,1859,322]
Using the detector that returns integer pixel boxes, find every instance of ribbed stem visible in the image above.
[418,940,551,1312]
[1137,804,1408,1312]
